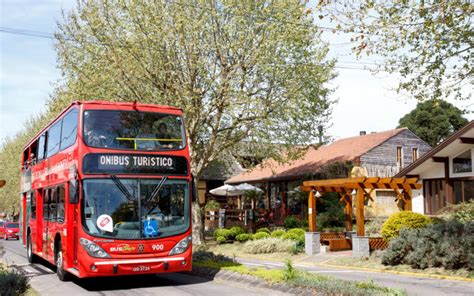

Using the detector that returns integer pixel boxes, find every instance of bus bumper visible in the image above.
[77,249,192,277]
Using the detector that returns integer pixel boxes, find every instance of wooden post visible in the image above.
[344,195,353,231]
[403,187,412,211]
[356,188,365,236]
[308,190,317,232]
[444,160,453,204]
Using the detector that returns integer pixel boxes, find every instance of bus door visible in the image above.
[42,188,51,259]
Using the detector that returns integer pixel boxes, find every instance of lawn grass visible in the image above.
[324,255,474,279]
[194,257,408,296]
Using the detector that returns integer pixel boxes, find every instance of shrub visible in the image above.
[0,265,30,296]
[236,233,252,242]
[365,218,385,237]
[283,215,302,229]
[316,192,345,230]
[229,226,245,239]
[256,227,271,234]
[283,259,297,280]
[216,236,226,244]
[213,229,232,240]
[381,211,432,240]
[281,228,305,244]
[243,238,294,254]
[438,200,474,223]
[382,219,474,270]
[253,232,270,240]
[271,229,286,238]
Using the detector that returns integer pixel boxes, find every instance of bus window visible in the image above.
[57,186,65,223]
[37,133,46,161]
[47,121,62,157]
[60,109,78,150]
[43,189,50,221]
[49,188,57,222]
[31,191,36,219]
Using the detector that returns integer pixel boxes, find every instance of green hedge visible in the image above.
[382,219,473,270]
[236,233,252,242]
[381,211,432,240]
[253,232,270,240]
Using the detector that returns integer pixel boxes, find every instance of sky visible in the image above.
[1,1,472,143]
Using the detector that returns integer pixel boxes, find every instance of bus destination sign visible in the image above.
[83,153,188,175]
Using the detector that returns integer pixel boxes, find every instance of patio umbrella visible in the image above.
[209,184,243,196]
[235,183,263,192]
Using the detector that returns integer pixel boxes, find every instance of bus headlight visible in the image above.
[169,235,192,255]
[79,238,111,258]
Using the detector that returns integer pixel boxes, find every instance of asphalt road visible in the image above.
[0,240,289,296]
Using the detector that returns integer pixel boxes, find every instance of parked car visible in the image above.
[0,221,19,240]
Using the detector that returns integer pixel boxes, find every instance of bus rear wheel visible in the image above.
[26,234,38,264]
[55,242,70,281]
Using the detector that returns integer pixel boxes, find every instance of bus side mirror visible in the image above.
[69,180,79,204]
[191,174,197,203]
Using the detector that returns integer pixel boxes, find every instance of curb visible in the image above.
[190,266,320,296]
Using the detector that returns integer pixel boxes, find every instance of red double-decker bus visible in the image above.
[19,101,193,281]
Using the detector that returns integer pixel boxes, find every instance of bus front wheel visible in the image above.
[55,242,70,281]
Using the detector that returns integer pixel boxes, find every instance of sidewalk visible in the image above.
[233,255,474,296]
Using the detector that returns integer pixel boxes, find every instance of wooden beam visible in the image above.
[356,188,365,236]
[308,190,317,232]
[344,194,353,231]
[460,137,474,144]
[403,187,412,211]
[303,177,366,188]
[432,156,448,163]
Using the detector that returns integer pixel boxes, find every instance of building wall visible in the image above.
[361,129,432,177]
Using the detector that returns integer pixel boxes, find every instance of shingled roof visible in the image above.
[226,128,407,184]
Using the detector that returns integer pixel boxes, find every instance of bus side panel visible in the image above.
[35,189,44,257]
[65,182,76,269]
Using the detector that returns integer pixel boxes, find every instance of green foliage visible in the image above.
[316,192,345,230]
[243,238,294,254]
[256,228,271,234]
[283,259,297,281]
[252,232,270,240]
[281,228,305,245]
[213,229,232,240]
[0,265,30,296]
[321,2,473,101]
[204,200,220,211]
[216,236,226,244]
[283,215,305,229]
[235,233,252,242]
[398,100,468,146]
[382,211,432,240]
[365,218,385,237]
[270,229,286,238]
[382,220,474,270]
[438,200,474,224]
[229,226,245,238]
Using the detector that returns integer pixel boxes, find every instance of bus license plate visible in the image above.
[132,266,151,272]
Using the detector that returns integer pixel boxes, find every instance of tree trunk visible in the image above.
[192,201,204,245]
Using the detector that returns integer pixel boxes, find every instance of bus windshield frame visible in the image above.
[81,178,190,240]
[82,110,186,151]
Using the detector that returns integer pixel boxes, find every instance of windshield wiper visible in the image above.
[145,175,168,216]
[110,174,134,201]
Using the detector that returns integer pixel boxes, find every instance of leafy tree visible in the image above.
[398,99,468,147]
[0,1,336,242]
[319,0,473,101]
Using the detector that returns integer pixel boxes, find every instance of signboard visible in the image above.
[82,153,188,175]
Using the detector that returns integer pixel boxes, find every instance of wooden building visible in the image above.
[396,121,474,215]
[226,128,431,220]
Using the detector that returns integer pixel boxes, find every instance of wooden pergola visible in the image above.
[301,177,422,237]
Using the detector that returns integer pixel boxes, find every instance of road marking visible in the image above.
[310,270,354,273]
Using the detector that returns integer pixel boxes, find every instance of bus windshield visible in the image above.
[83,110,185,150]
[82,179,189,240]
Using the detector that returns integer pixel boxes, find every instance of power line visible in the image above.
[0,26,378,72]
